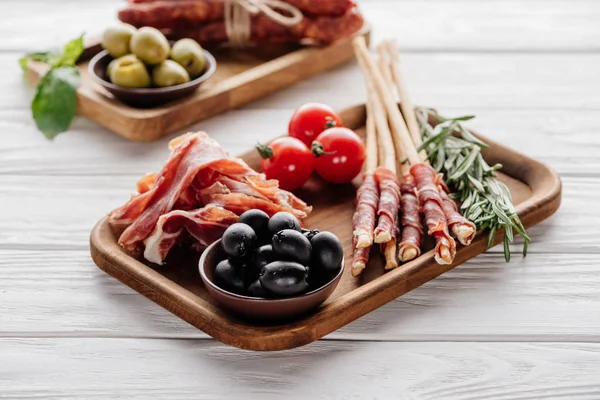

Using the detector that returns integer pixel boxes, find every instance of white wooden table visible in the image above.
[1,0,599,398]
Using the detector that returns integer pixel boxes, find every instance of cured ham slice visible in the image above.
[352,172,379,248]
[143,205,239,264]
[411,163,456,265]
[439,186,476,246]
[109,132,312,259]
[373,167,401,244]
[398,172,423,262]
[167,8,364,45]
[110,133,254,250]
[120,0,356,29]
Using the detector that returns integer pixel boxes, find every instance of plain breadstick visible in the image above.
[353,36,420,165]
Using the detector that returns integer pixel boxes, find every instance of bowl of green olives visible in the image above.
[89,24,216,108]
[199,210,345,321]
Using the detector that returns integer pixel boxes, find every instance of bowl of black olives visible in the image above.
[199,210,345,320]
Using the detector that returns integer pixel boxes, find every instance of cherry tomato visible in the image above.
[256,137,314,191]
[311,127,365,184]
[288,103,343,147]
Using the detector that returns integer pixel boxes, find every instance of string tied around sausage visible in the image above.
[225,0,303,47]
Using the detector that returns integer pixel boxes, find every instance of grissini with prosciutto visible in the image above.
[353,45,400,271]
[353,36,456,265]
[384,40,475,246]
[375,44,422,263]
[351,97,378,276]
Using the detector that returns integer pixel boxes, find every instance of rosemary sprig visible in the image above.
[415,107,530,261]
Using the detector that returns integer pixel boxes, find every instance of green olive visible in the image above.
[107,54,138,79]
[170,38,206,77]
[130,27,170,65]
[152,60,190,87]
[109,55,151,88]
[102,23,137,58]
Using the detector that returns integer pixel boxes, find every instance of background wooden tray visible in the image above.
[25,27,370,142]
[90,104,562,351]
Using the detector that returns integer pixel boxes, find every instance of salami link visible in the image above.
[123,0,356,27]
[165,7,364,45]
[373,167,401,244]
[410,163,456,265]
[398,172,422,262]
[439,186,476,245]
[352,172,379,248]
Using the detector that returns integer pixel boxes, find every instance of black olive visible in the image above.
[238,209,270,244]
[221,223,257,259]
[268,211,301,236]
[302,228,320,241]
[247,279,269,298]
[259,261,309,297]
[254,244,275,271]
[272,229,312,265]
[310,231,343,274]
[213,259,245,294]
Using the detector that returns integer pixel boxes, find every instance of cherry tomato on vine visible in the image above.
[311,127,365,184]
[256,137,314,191]
[288,103,343,147]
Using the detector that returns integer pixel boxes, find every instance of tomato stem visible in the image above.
[324,116,338,130]
[256,142,274,159]
[311,141,336,157]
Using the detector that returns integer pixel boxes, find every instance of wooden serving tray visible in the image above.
[25,27,370,142]
[90,104,562,351]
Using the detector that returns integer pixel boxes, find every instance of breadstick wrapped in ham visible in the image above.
[351,97,379,276]
[398,172,422,261]
[411,163,456,264]
[352,172,379,249]
[439,186,476,245]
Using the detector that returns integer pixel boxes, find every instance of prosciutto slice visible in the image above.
[120,0,357,29]
[351,172,379,276]
[143,205,239,264]
[398,172,423,262]
[373,167,401,244]
[109,132,312,260]
[352,172,379,248]
[410,163,456,265]
[439,186,476,246]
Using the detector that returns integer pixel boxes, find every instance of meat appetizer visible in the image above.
[118,0,365,46]
[109,132,312,264]
[352,37,478,269]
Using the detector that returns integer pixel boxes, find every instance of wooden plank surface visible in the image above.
[1,0,599,396]
[2,339,600,399]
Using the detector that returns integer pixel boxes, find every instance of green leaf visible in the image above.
[55,34,85,67]
[31,66,80,139]
[19,52,53,72]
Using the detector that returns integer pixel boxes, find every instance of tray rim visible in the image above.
[89,103,562,351]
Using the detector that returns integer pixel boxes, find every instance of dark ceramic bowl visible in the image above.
[199,239,344,321]
[88,48,216,108]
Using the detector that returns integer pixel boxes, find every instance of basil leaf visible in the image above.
[19,52,53,72]
[55,34,85,67]
[31,66,80,139]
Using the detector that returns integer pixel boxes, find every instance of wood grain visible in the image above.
[2,339,600,399]
[89,104,561,350]
[5,251,600,342]
[24,27,370,141]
